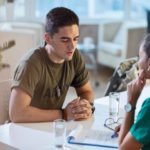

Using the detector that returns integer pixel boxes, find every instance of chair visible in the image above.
[0,21,44,46]
[0,22,42,77]
[104,57,138,96]
[97,21,146,68]
[0,80,11,124]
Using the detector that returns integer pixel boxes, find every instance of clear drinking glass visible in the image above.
[53,119,66,148]
[109,92,120,121]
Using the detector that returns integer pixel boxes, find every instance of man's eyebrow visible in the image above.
[60,36,80,39]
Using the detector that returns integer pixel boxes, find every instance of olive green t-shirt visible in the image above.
[12,47,89,109]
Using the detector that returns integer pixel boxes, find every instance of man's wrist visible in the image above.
[61,109,67,121]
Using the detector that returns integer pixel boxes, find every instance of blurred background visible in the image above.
[0,0,148,99]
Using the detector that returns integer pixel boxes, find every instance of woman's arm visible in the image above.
[119,70,146,150]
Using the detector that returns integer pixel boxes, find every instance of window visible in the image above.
[93,0,124,19]
[14,0,25,19]
[35,0,124,20]
[0,0,25,21]
[35,0,88,19]
[0,0,147,22]
[130,0,146,19]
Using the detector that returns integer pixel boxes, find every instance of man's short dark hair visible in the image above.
[45,7,79,36]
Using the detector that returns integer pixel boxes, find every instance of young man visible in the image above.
[9,7,94,123]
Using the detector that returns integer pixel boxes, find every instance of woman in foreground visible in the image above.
[119,34,150,150]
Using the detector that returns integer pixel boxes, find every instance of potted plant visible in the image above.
[0,40,15,70]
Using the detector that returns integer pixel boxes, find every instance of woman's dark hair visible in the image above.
[45,7,79,36]
[142,33,150,58]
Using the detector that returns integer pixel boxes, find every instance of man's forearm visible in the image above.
[79,91,94,103]
[10,106,62,123]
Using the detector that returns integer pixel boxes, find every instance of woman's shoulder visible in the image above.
[143,97,150,103]
[138,97,150,115]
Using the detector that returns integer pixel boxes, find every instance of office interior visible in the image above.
[0,0,148,98]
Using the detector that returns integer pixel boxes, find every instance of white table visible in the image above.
[0,85,149,150]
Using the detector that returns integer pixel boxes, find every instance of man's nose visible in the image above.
[68,41,76,50]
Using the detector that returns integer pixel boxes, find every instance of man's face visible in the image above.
[48,24,79,61]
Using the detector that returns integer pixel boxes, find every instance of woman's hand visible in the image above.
[127,70,146,106]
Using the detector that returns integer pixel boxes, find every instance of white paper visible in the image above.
[67,124,118,147]
[84,129,118,147]
[67,124,83,140]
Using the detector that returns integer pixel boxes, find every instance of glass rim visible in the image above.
[109,92,120,95]
[53,119,66,122]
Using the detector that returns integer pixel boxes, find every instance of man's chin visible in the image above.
[65,56,73,61]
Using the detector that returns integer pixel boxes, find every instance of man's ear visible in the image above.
[44,33,52,44]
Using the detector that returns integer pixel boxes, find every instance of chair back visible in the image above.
[104,57,138,96]
[0,80,11,124]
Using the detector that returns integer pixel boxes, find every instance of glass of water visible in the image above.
[53,119,66,148]
[109,92,120,121]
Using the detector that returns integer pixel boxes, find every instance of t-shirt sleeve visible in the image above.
[71,50,89,88]
[130,98,150,145]
[11,60,41,98]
